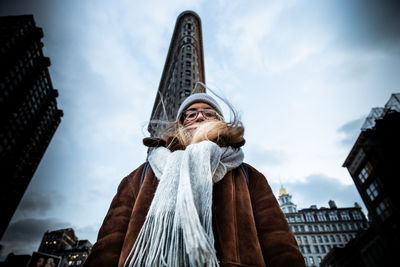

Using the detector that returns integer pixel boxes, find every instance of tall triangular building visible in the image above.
[148,11,206,137]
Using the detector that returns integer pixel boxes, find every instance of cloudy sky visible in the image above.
[1,0,399,258]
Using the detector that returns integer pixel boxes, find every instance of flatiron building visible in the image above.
[148,11,206,137]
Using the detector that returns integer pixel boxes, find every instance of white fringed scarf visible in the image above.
[124,140,244,267]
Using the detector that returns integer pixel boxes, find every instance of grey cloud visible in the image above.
[0,218,71,258]
[17,191,53,215]
[245,145,286,166]
[337,117,365,146]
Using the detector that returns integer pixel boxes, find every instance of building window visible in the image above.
[376,199,391,221]
[317,236,322,243]
[186,61,191,67]
[186,45,191,51]
[305,245,311,254]
[336,234,341,242]
[341,211,350,220]
[321,245,326,253]
[352,211,363,220]
[342,234,348,242]
[311,236,316,243]
[329,213,338,221]
[366,181,379,201]
[317,256,322,263]
[358,162,373,183]
[185,79,191,87]
[186,53,192,59]
[324,235,329,242]
[306,214,314,222]
[300,225,305,232]
[317,213,326,221]
[314,225,318,232]
[309,256,315,265]
[325,224,331,231]
[314,245,320,253]
[185,70,191,76]
[303,236,308,244]
[304,257,308,265]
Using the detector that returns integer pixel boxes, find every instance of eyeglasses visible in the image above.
[182,109,219,122]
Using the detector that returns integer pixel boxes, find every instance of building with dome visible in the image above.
[278,187,368,267]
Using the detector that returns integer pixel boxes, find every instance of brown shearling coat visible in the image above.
[84,161,305,267]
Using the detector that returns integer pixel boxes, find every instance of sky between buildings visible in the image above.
[1,0,399,258]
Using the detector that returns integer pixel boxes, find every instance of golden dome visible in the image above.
[279,187,289,196]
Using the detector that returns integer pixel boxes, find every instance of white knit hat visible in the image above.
[176,93,223,120]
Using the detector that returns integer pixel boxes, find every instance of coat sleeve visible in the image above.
[84,164,145,267]
[247,165,305,267]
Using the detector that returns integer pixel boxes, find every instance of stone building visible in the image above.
[278,188,368,267]
[148,10,206,137]
[0,14,63,238]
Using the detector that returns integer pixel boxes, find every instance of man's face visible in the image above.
[182,102,219,127]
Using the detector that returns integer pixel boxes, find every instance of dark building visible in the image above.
[278,187,368,267]
[0,15,63,238]
[37,228,92,267]
[321,226,387,267]
[148,11,206,137]
[38,228,78,254]
[0,253,31,267]
[321,93,400,266]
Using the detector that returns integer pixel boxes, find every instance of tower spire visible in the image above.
[148,11,206,137]
[278,186,297,214]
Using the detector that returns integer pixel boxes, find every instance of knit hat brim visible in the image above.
[176,93,223,121]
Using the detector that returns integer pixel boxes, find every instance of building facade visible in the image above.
[323,93,400,266]
[37,228,92,267]
[0,15,63,238]
[148,11,206,137]
[278,188,368,267]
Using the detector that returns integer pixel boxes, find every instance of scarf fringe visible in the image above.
[124,141,243,267]
[124,211,218,267]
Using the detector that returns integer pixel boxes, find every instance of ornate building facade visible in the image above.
[0,15,63,238]
[278,188,368,267]
[148,11,206,137]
